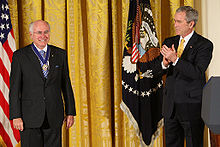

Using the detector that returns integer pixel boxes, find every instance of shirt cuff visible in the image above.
[161,61,170,69]
[172,57,179,66]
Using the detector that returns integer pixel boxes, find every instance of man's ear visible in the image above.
[189,21,195,28]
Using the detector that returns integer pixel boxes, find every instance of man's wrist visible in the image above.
[161,61,169,69]
[172,57,179,66]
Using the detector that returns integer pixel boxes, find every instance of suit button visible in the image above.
[43,97,46,100]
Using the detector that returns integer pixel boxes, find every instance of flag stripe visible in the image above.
[8,32,16,52]
[0,91,20,142]
[131,43,140,63]
[132,50,139,57]
[0,107,17,146]
[10,29,15,39]
[0,123,13,147]
[132,47,138,54]
[0,43,11,75]
[0,59,10,89]
[0,74,9,103]
[0,91,9,117]
[132,56,138,63]
[2,40,13,62]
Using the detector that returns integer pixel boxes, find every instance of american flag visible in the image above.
[0,0,20,146]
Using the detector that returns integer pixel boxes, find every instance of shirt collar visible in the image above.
[33,43,48,53]
[179,30,194,47]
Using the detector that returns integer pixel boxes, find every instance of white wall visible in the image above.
[198,1,220,146]
[202,0,220,78]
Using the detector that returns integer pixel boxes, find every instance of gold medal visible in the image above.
[42,64,48,71]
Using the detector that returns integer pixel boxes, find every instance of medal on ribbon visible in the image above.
[31,43,50,71]
[42,64,48,71]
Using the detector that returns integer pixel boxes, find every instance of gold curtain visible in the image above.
[0,0,194,147]
[161,0,193,40]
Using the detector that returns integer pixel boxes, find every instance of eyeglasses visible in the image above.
[33,30,50,35]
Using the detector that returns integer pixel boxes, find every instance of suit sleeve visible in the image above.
[61,51,76,116]
[9,52,22,120]
[175,40,213,80]
[139,52,168,78]
[139,38,175,77]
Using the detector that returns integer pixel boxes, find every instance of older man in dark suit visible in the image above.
[160,6,213,147]
[9,20,76,147]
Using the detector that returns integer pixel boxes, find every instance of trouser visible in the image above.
[20,115,62,147]
[164,103,204,147]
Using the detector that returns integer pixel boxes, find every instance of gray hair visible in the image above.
[176,6,198,27]
[29,20,50,34]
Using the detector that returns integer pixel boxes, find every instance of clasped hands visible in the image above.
[160,44,178,67]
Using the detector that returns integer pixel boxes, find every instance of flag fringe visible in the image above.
[120,101,164,147]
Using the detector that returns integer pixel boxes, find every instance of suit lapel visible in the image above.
[25,45,45,80]
[181,32,198,58]
[174,36,180,52]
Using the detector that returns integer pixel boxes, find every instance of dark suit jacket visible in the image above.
[161,32,213,120]
[9,44,76,129]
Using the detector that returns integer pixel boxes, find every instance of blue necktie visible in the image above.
[39,50,49,78]
[39,50,46,59]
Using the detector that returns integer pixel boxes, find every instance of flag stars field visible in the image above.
[146,91,151,97]
[141,92,146,97]
[157,83,162,88]
[122,80,163,98]
[2,4,9,11]
[124,84,129,89]
[6,24,9,29]
[0,24,5,30]
[0,33,4,40]
[129,87,133,92]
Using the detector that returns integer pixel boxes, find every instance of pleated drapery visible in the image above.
[0,0,195,146]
